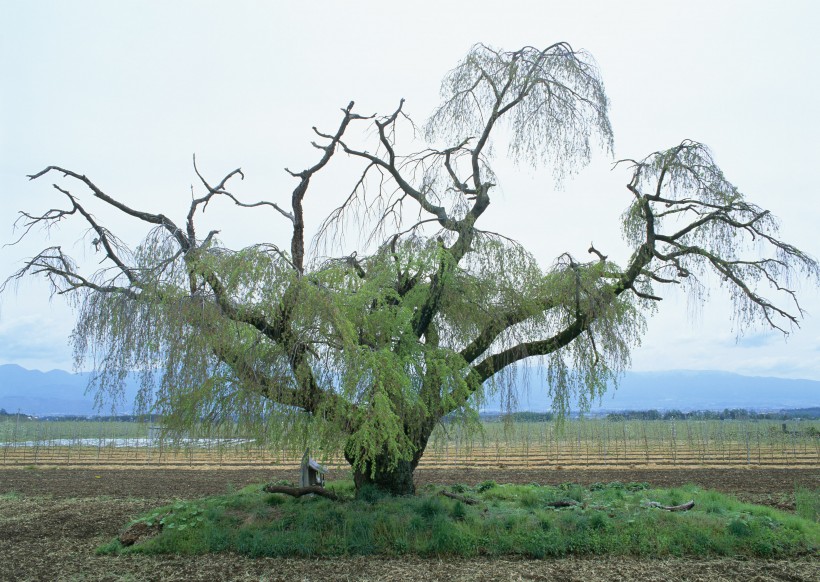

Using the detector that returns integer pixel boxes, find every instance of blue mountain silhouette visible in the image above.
[1,364,818,417]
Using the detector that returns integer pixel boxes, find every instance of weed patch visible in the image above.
[795,486,819,522]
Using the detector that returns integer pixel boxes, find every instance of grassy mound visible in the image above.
[99,481,819,558]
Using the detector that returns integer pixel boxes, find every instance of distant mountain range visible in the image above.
[484,369,820,413]
[0,364,142,416]
[0,364,818,417]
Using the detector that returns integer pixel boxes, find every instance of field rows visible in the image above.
[3,418,818,469]
[424,449,820,466]
[3,442,817,469]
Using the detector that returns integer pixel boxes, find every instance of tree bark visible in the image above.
[344,420,435,497]
[352,455,416,496]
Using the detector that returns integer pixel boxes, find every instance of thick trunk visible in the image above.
[352,455,416,496]
[345,424,433,497]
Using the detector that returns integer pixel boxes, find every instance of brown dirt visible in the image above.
[0,467,817,581]
[2,466,817,499]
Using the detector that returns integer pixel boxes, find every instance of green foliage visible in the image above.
[12,43,818,489]
[795,487,819,523]
[727,518,753,538]
[100,480,819,559]
[450,501,467,521]
[24,44,644,481]
[416,496,446,521]
[559,482,587,503]
[476,480,497,493]
[426,43,613,178]
[356,484,389,504]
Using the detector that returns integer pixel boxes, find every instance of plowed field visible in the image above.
[0,467,817,581]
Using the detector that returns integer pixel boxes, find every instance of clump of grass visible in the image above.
[450,501,467,521]
[356,484,388,503]
[476,480,496,493]
[558,482,586,503]
[795,487,819,523]
[416,496,446,520]
[99,481,820,559]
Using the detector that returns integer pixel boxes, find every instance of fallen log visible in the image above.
[646,500,695,511]
[439,491,480,505]
[263,484,340,501]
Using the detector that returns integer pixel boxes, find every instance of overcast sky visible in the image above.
[1,1,819,382]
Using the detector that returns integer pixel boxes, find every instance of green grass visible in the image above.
[99,481,819,559]
[795,487,820,523]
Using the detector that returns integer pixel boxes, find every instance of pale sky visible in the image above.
[1,1,819,381]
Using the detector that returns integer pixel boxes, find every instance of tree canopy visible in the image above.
[5,42,818,494]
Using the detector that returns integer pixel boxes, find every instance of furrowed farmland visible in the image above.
[8,393,816,579]
[1,415,818,581]
[5,2,820,579]
[2,416,818,469]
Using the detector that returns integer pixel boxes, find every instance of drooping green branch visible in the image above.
[8,44,818,491]
[619,140,819,334]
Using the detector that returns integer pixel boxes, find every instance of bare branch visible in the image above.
[9,45,817,495]
[28,166,190,250]
[288,101,357,272]
[587,243,607,262]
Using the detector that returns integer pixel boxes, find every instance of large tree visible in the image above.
[5,43,818,494]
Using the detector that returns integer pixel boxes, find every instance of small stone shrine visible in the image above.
[300,448,327,488]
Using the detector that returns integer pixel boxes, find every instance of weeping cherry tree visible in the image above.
[5,43,818,495]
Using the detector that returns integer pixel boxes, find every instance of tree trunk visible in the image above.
[352,455,416,496]
[345,425,433,497]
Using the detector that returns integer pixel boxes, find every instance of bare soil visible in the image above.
[0,466,817,581]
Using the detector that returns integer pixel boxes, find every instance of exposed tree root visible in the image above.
[439,490,480,505]
[262,484,340,501]
[545,500,581,508]
[647,500,695,511]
